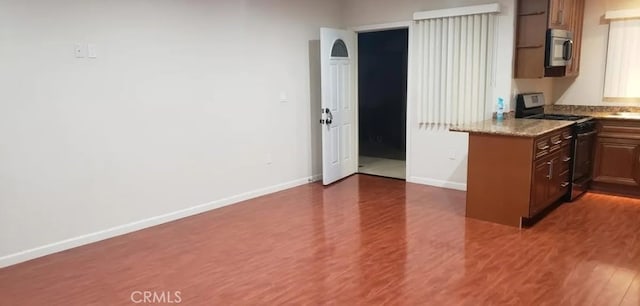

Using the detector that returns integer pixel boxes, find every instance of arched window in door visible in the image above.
[331,39,349,58]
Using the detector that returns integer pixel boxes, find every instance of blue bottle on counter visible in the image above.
[496,97,505,122]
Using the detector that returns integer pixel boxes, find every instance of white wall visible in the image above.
[0,0,343,266]
[555,0,640,106]
[344,0,517,190]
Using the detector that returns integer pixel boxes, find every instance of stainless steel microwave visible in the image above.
[546,29,573,67]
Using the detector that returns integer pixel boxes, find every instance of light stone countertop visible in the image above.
[546,110,640,121]
[449,119,574,137]
[545,105,640,121]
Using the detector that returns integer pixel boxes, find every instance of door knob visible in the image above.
[325,108,333,125]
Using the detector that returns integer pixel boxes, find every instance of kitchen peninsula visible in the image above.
[451,119,574,227]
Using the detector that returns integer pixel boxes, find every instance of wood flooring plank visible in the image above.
[592,268,636,306]
[621,273,640,306]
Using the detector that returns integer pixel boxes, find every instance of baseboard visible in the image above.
[0,176,316,268]
[309,174,322,182]
[408,176,467,191]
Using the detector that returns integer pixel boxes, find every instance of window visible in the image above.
[604,10,640,100]
[330,39,349,58]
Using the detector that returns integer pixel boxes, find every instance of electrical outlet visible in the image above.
[74,43,85,58]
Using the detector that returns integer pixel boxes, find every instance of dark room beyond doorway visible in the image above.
[358,28,408,180]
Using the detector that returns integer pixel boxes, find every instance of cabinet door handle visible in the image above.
[563,157,571,162]
[552,140,562,145]
[564,135,573,140]
[547,161,553,180]
[561,182,570,188]
[539,145,550,150]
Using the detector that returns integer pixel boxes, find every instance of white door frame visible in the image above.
[350,21,413,180]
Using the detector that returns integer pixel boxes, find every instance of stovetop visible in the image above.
[526,113,593,122]
[515,93,596,130]
[526,113,596,134]
[539,114,589,121]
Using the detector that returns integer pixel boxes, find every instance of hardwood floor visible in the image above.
[1,174,640,305]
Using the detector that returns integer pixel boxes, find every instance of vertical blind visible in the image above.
[411,8,498,126]
[603,17,640,99]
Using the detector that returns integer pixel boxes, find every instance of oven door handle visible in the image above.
[577,130,598,138]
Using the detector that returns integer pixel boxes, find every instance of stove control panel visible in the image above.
[520,93,545,109]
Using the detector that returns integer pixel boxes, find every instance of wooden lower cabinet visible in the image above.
[531,156,552,216]
[594,138,640,186]
[466,127,572,227]
[592,119,640,196]
[531,149,571,217]
[592,129,640,196]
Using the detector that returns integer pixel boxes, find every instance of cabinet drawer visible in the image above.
[558,147,572,174]
[535,137,551,159]
[561,129,574,146]
[558,170,571,194]
[534,128,572,160]
[559,170,570,185]
[549,132,563,152]
[599,120,640,139]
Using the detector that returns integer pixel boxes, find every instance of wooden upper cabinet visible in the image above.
[514,0,585,78]
[515,0,549,79]
[565,0,585,76]
[548,0,572,30]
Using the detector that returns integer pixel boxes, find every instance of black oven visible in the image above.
[571,127,597,199]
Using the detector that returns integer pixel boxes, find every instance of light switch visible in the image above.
[448,149,458,161]
[74,43,85,58]
[279,91,288,103]
[87,43,97,59]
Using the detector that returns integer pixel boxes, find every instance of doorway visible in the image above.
[357,29,408,180]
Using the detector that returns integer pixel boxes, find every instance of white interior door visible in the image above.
[320,28,357,185]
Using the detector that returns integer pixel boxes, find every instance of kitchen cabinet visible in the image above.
[592,120,640,196]
[514,0,585,78]
[532,157,552,215]
[530,135,572,216]
[565,0,584,76]
[465,126,573,227]
[548,0,572,30]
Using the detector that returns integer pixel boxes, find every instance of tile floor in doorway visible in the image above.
[358,156,406,179]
